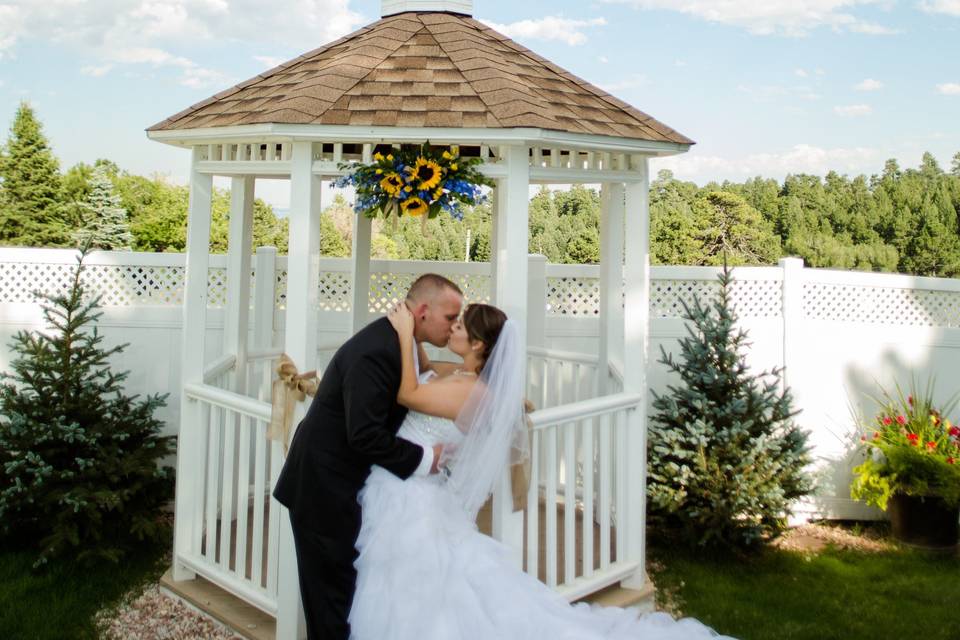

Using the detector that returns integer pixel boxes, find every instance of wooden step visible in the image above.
[160,569,275,640]
[577,575,657,615]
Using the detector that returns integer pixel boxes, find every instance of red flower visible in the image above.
[926,441,937,451]
[948,457,956,465]
[950,426,960,437]
[908,395,914,406]
[907,433,919,446]
[897,415,907,425]
[882,417,893,426]
[873,432,881,440]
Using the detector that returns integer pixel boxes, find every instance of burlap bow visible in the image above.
[267,354,319,455]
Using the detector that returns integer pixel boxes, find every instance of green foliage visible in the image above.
[647,266,813,548]
[851,380,960,509]
[0,102,70,246]
[73,164,133,250]
[0,251,175,568]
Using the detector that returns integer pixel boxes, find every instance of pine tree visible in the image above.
[647,265,813,548]
[0,251,174,567]
[0,102,69,246]
[73,164,134,250]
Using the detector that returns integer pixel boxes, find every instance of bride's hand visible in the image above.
[387,301,415,337]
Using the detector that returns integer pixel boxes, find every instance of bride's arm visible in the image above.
[388,303,474,420]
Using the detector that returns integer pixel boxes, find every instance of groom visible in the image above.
[273,273,464,640]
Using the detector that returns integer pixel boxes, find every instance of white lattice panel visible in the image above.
[651,279,782,319]
[803,282,960,327]
[546,277,600,316]
[320,272,352,312]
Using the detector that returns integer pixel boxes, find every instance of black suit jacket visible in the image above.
[273,317,425,532]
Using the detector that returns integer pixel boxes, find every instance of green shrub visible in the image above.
[647,266,813,548]
[0,251,174,567]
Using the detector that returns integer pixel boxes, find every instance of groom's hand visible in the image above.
[429,444,444,474]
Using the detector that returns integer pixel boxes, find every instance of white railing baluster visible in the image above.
[545,425,558,587]
[219,409,237,572]
[234,414,251,579]
[564,420,576,583]
[526,429,540,580]
[193,402,210,557]
[251,417,267,588]
[599,411,612,569]
[204,405,222,563]
[267,440,283,596]
[582,413,595,578]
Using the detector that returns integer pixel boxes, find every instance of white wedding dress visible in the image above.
[349,378,734,640]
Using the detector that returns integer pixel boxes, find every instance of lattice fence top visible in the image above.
[803,282,960,328]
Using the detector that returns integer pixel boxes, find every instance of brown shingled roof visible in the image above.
[148,12,693,146]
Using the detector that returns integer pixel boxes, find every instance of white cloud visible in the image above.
[254,55,286,69]
[855,78,883,91]
[795,68,809,77]
[920,1,960,16]
[834,104,873,116]
[599,0,895,36]
[936,82,960,95]
[598,74,648,93]
[653,144,884,182]
[81,64,114,77]
[0,0,363,86]
[481,16,607,46]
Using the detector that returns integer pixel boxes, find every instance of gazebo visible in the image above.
[147,1,692,637]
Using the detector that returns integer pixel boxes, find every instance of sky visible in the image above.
[1,0,959,209]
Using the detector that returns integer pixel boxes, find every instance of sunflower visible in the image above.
[379,173,404,197]
[402,197,429,217]
[412,157,443,191]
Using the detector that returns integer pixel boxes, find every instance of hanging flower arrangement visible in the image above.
[334,144,493,226]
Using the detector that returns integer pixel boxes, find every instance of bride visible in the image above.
[349,302,734,640]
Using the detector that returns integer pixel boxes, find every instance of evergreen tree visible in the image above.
[648,266,813,548]
[74,164,134,250]
[0,251,174,567]
[0,102,69,246]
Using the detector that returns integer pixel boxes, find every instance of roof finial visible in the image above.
[381,1,473,17]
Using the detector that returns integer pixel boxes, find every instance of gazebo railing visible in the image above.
[179,381,282,615]
[525,392,644,599]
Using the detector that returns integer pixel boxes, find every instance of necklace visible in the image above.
[453,368,477,377]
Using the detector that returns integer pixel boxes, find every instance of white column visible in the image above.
[224,176,255,395]
[621,160,650,589]
[253,246,278,402]
[599,183,625,394]
[351,212,373,333]
[172,147,212,582]
[526,254,547,350]
[780,257,804,392]
[490,145,529,567]
[276,141,322,640]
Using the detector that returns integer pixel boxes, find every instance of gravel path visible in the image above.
[97,584,242,640]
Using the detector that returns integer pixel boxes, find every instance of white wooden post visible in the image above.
[599,183,625,394]
[276,142,323,640]
[526,254,547,350]
[351,213,373,333]
[253,246,278,401]
[172,147,213,581]
[621,160,650,589]
[224,176,255,395]
[780,257,804,392]
[490,145,529,567]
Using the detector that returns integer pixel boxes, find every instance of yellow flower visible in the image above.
[442,150,453,160]
[379,173,404,196]
[387,154,394,161]
[375,169,383,175]
[402,197,429,217]
[413,157,443,191]
[450,163,458,171]
[374,152,384,161]
[433,188,443,200]
[405,186,413,193]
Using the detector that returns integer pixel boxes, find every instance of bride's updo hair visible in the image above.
[462,303,507,371]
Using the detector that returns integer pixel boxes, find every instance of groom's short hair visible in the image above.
[406,273,462,303]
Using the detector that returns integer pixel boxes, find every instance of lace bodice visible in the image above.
[395,370,464,448]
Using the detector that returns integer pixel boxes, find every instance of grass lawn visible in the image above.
[649,525,960,640]
[0,531,171,640]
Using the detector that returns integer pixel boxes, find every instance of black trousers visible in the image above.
[289,502,361,640]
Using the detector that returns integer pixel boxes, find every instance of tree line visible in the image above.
[2,102,959,277]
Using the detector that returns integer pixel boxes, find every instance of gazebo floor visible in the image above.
[162,499,655,639]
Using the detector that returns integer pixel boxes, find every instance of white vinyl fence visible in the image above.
[2,247,960,521]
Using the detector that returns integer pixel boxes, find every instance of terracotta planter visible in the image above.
[887,493,960,548]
